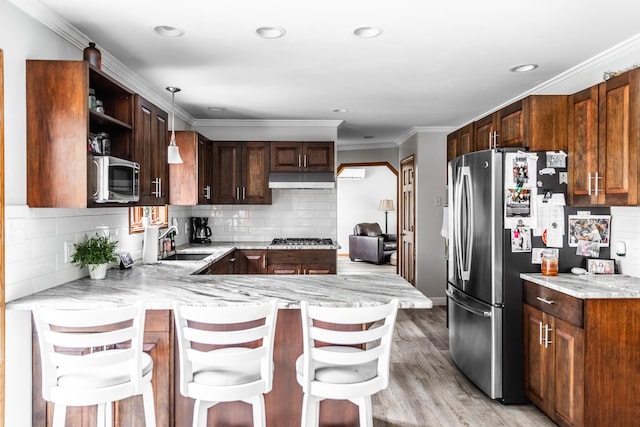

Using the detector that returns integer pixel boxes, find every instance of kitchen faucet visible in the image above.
[158,225,178,240]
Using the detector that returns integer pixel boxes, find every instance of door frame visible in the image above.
[336,162,398,271]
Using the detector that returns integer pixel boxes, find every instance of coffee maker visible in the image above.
[190,217,212,243]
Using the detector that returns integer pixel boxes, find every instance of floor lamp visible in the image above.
[378,199,395,234]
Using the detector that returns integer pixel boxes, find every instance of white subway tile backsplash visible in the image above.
[5,189,337,301]
[611,206,640,278]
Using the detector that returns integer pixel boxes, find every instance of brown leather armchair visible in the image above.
[348,223,397,264]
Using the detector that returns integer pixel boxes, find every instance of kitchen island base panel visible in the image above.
[174,309,360,427]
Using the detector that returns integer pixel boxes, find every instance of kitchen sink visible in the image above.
[161,253,210,261]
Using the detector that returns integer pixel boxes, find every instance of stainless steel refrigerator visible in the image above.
[446,149,548,404]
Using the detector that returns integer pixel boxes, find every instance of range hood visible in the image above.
[268,172,335,189]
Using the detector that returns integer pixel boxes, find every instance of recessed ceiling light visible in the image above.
[208,107,227,112]
[256,27,286,39]
[153,25,185,37]
[509,63,538,73]
[332,108,348,113]
[363,135,374,139]
[353,26,383,38]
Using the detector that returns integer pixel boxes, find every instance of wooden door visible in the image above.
[134,95,168,205]
[523,304,551,413]
[597,68,639,205]
[446,131,458,164]
[552,316,584,427]
[198,134,214,205]
[270,141,301,171]
[473,113,496,151]
[568,86,599,205]
[302,142,334,172]
[399,156,415,285]
[458,123,474,155]
[496,100,524,147]
[243,141,271,204]
[212,142,242,204]
[237,250,267,274]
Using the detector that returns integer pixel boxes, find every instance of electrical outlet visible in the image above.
[184,221,189,234]
[63,241,74,263]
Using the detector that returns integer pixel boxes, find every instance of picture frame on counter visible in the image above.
[587,258,615,274]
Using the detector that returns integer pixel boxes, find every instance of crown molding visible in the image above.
[9,0,192,125]
[337,142,399,152]
[466,33,640,124]
[192,119,343,128]
[395,126,456,146]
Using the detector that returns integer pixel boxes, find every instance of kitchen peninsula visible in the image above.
[8,243,432,427]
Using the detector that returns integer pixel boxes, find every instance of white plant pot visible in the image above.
[88,263,108,280]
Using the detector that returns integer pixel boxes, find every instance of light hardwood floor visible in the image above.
[338,257,555,427]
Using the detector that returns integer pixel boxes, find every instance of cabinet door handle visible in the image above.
[588,172,592,195]
[263,254,266,269]
[152,178,161,197]
[544,324,553,348]
[243,187,246,200]
[539,321,544,346]
[595,172,602,195]
[303,154,307,168]
[298,154,302,168]
[536,296,555,305]
[236,187,240,200]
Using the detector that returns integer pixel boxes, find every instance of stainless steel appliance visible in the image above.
[270,238,334,246]
[190,218,212,244]
[447,149,560,403]
[88,155,140,203]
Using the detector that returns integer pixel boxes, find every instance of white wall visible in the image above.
[397,131,448,303]
[610,207,640,277]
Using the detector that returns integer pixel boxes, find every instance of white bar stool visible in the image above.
[32,302,156,427]
[173,300,278,427]
[296,299,399,427]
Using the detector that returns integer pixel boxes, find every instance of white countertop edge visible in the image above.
[521,273,640,299]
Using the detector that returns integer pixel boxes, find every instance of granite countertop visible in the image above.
[7,242,431,311]
[521,273,640,299]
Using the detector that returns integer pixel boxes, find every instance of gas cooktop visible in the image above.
[270,238,334,246]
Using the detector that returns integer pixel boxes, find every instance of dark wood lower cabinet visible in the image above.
[32,310,173,427]
[267,249,336,275]
[523,280,640,427]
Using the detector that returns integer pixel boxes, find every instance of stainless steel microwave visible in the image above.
[88,155,140,203]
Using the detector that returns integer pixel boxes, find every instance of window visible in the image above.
[129,206,168,234]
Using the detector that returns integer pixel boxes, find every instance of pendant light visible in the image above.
[166,86,183,164]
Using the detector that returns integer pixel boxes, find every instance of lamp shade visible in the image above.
[378,199,395,212]
[167,142,183,164]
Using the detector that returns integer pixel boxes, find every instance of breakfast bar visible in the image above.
[8,251,432,427]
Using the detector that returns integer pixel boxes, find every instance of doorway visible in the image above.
[336,162,398,265]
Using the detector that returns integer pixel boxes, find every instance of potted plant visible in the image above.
[71,234,119,279]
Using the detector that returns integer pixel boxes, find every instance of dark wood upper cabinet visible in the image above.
[133,95,168,206]
[270,141,334,172]
[169,131,214,205]
[212,141,271,205]
[568,68,639,206]
[472,96,567,152]
[26,60,134,208]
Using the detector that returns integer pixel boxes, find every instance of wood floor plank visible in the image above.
[337,258,554,426]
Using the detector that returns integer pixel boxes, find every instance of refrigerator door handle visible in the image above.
[446,289,491,318]
[459,165,473,281]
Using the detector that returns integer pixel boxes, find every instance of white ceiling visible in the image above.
[23,0,640,148]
